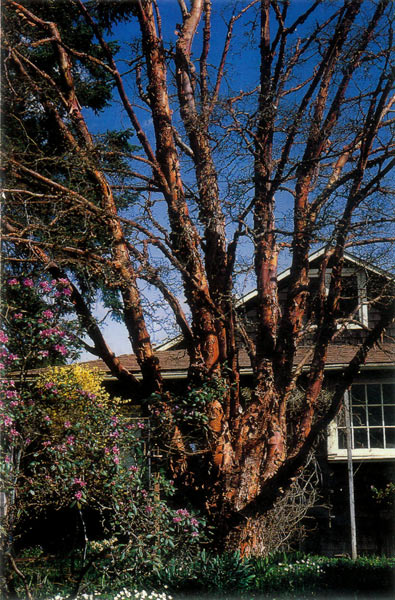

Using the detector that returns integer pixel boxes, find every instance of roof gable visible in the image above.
[157,248,394,352]
[237,248,394,309]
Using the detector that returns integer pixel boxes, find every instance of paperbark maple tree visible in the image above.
[2,0,394,553]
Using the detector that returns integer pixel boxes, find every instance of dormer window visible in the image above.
[307,269,368,327]
[337,271,368,326]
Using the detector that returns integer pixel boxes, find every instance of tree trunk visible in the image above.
[222,514,269,556]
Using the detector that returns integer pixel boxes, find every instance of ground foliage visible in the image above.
[9,551,395,599]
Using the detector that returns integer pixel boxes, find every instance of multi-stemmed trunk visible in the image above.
[3,0,394,556]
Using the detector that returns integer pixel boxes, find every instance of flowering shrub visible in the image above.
[34,364,126,441]
[2,275,80,370]
[114,590,172,600]
[0,277,205,599]
[48,590,173,600]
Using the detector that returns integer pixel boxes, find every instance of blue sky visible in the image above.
[77,1,389,361]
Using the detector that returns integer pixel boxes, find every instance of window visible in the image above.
[328,382,395,460]
[307,269,368,327]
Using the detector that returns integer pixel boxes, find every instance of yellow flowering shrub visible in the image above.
[35,365,121,432]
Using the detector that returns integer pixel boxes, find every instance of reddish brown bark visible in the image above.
[3,0,394,556]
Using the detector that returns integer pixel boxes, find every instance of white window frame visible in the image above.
[327,380,395,461]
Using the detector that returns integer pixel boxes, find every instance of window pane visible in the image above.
[367,384,381,404]
[384,428,395,449]
[369,428,384,448]
[337,276,358,320]
[384,406,395,426]
[338,428,347,449]
[352,405,367,426]
[354,428,368,448]
[368,405,383,427]
[351,385,365,405]
[382,384,395,405]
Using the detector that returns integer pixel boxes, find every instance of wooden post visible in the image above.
[344,389,357,559]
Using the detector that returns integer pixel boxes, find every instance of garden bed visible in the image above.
[8,551,395,600]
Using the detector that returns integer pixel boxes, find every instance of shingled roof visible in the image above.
[77,344,394,380]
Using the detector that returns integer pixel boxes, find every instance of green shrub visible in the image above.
[317,555,395,592]
[253,552,323,593]
[253,553,395,594]
[142,550,255,592]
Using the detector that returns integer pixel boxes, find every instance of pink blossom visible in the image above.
[6,390,18,399]
[137,422,145,429]
[129,465,138,473]
[58,278,69,285]
[39,281,52,292]
[0,331,9,344]
[112,446,119,455]
[64,421,71,428]
[54,344,68,356]
[75,490,83,500]
[173,517,182,523]
[39,351,49,358]
[4,455,11,463]
[73,478,86,487]
[44,415,51,422]
[62,288,72,297]
[190,518,199,527]
[145,505,153,513]
[66,435,75,445]
[42,309,54,319]
[113,456,120,464]
[191,531,199,537]
[176,508,190,517]
[40,327,61,338]
[104,447,110,455]
[14,313,23,320]
[43,441,51,447]
[3,416,13,427]
[23,278,34,287]
[7,278,18,286]
[9,428,19,438]
[7,354,18,362]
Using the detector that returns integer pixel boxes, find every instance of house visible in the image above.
[80,249,395,555]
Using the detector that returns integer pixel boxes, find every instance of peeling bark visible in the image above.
[2,0,394,556]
